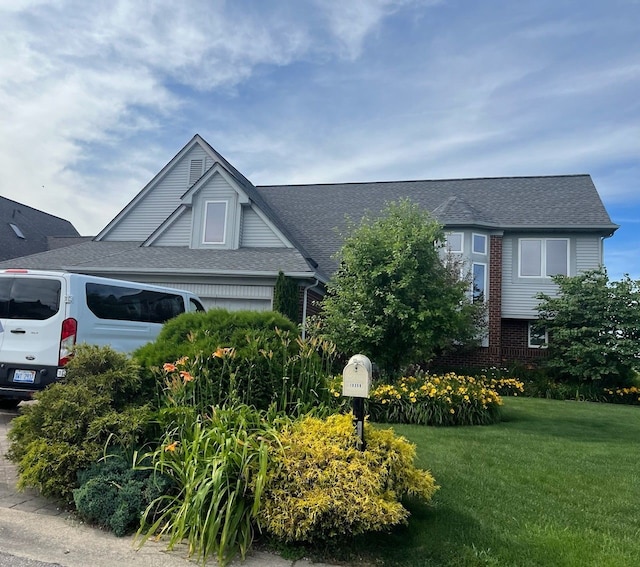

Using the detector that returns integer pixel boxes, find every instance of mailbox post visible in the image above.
[342,354,372,450]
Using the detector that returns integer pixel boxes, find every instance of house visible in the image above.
[0,134,618,367]
[0,196,81,262]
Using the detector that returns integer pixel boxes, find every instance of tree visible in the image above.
[320,199,484,375]
[273,271,300,323]
[536,268,640,386]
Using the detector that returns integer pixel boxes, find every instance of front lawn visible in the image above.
[319,397,640,566]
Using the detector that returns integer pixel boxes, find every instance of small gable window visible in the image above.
[203,201,227,244]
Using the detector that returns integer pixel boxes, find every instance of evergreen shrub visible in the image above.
[74,453,171,536]
[259,413,438,543]
[7,345,153,501]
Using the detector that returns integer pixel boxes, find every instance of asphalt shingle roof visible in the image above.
[0,196,80,262]
[256,174,618,277]
[0,240,312,275]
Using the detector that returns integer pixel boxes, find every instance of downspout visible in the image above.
[301,278,320,339]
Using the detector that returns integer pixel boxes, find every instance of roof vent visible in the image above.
[189,159,204,186]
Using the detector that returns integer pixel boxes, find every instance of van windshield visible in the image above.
[0,277,62,320]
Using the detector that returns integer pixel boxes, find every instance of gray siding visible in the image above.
[152,210,193,246]
[241,207,286,247]
[104,145,209,241]
[501,234,604,318]
[576,236,604,272]
[142,280,274,312]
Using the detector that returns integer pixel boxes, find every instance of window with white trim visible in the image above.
[528,321,548,348]
[445,232,463,253]
[519,238,569,277]
[472,233,487,255]
[203,201,227,244]
[472,262,486,303]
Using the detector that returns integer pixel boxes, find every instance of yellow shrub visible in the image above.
[259,413,437,542]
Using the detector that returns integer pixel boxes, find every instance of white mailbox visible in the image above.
[342,354,372,398]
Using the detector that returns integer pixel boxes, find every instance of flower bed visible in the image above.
[331,372,524,426]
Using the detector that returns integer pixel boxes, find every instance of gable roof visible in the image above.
[0,196,80,262]
[256,175,618,277]
[0,136,618,284]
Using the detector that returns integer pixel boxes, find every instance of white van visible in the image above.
[0,269,205,405]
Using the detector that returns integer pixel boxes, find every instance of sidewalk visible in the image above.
[0,406,336,567]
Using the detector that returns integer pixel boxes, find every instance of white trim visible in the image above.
[471,262,487,303]
[518,238,569,278]
[472,233,487,255]
[445,231,464,253]
[202,200,228,245]
[528,321,548,348]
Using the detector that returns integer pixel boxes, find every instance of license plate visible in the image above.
[13,369,36,384]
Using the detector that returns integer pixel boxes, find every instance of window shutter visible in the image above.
[189,159,204,186]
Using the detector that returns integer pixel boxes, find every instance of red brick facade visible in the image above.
[432,234,548,370]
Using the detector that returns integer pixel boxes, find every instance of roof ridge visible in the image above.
[257,173,591,189]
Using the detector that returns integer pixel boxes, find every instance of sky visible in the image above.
[0,0,638,279]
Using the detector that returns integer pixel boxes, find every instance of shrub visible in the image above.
[136,403,285,567]
[74,453,171,537]
[135,309,337,414]
[328,372,518,426]
[259,413,438,543]
[7,345,153,501]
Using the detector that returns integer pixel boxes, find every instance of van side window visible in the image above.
[189,298,205,312]
[86,283,185,324]
[0,277,61,320]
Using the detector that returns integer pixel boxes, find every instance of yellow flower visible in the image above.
[449,408,455,414]
[164,441,179,452]
[163,362,176,372]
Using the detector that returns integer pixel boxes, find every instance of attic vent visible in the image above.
[189,159,204,186]
[9,223,25,239]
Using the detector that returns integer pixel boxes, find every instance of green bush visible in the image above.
[8,345,153,501]
[134,309,335,413]
[74,453,171,537]
[259,413,438,543]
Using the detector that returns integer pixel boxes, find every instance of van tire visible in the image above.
[0,399,21,410]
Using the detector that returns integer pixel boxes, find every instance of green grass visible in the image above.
[312,397,640,566]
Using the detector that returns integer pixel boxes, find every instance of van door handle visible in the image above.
[10,329,26,334]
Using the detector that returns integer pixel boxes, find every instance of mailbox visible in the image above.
[342,354,372,398]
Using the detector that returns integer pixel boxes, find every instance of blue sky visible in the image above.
[1,0,638,279]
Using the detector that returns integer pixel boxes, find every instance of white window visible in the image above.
[472,262,486,303]
[528,322,548,348]
[445,232,463,253]
[203,201,227,244]
[472,233,487,255]
[519,238,569,278]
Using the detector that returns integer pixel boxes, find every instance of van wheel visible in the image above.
[0,399,21,410]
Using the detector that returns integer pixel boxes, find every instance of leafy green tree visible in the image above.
[536,268,640,386]
[320,199,484,375]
